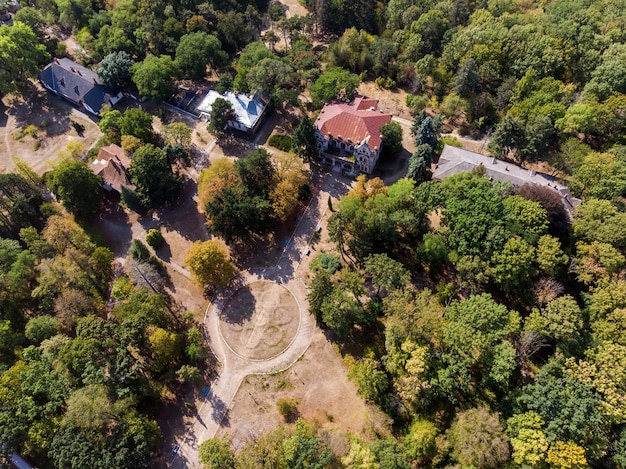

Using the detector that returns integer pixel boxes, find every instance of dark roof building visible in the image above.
[39,58,123,115]
[433,145,581,216]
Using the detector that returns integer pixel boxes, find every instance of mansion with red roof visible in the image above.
[314,96,392,175]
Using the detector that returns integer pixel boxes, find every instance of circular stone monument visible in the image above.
[219,281,300,360]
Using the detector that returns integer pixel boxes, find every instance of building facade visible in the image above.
[314,96,392,175]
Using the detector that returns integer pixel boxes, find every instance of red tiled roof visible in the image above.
[316,96,392,151]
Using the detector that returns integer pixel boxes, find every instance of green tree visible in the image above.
[310,66,360,108]
[520,367,608,461]
[536,235,568,276]
[573,199,626,249]
[148,327,181,371]
[307,269,334,323]
[176,365,202,385]
[572,152,626,200]
[96,51,133,88]
[25,316,58,344]
[0,173,46,238]
[131,54,180,104]
[0,22,49,97]
[199,437,236,469]
[440,172,507,257]
[98,109,122,144]
[291,115,318,161]
[490,237,536,292]
[184,240,235,289]
[504,195,549,243]
[380,122,403,156]
[447,407,510,468]
[47,160,102,219]
[176,32,226,80]
[488,115,525,159]
[406,144,431,181]
[145,229,165,250]
[246,58,297,105]
[320,287,366,337]
[207,97,235,138]
[452,58,480,98]
[128,144,182,207]
[404,418,438,463]
[435,294,519,401]
[205,186,273,243]
[364,253,410,295]
[348,358,389,405]
[119,108,153,143]
[163,122,192,149]
[521,115,554,162]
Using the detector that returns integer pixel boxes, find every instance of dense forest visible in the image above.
[1,0,626,466]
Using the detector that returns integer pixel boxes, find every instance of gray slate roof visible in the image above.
[433,145,581,215]
[39,58,119,115]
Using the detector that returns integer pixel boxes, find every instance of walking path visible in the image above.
[169,175,350,468]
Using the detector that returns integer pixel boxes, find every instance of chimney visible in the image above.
[530,170,536,177]
[54,57,60,64]
[492,157,497,164]
[93,78,97,84]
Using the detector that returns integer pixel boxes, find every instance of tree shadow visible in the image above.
[155,179,208,243]
[373,148,411,186]
[0,100,8,128]
[207,392,230,427]
[155,242,172,263]
[219,284,257,325]
[95,193,133,258]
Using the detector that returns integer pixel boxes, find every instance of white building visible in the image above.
[197,90,269,134]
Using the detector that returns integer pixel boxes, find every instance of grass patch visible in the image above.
[268,134,292,152]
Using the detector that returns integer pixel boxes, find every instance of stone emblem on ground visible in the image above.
[219,281,300,360]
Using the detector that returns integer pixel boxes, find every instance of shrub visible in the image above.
[311,253,341,273]
[146,229,165,249]
[276,398,298,422]
[268,134,293,152]
[130,239,151,261]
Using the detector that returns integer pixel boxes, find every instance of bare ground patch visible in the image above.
[220,281,300,360]
[0,87,101,174]
[216,329,392,454]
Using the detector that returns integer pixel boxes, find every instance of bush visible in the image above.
[311,253,341,273]
[268,134,293,152]
[130,239,151,261]
[276,398,298,422]
[146,229,165,249]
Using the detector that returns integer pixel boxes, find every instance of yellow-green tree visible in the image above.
[197,158,239,211]
[184,240,235,289]
[546,441,587,469]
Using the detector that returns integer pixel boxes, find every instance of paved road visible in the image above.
[170,174,350,468]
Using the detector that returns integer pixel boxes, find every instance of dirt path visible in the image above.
[170,174,351,468]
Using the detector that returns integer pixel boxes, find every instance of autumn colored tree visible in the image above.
[184,240,236,289]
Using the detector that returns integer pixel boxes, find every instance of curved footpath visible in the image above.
[170,175,348,468]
